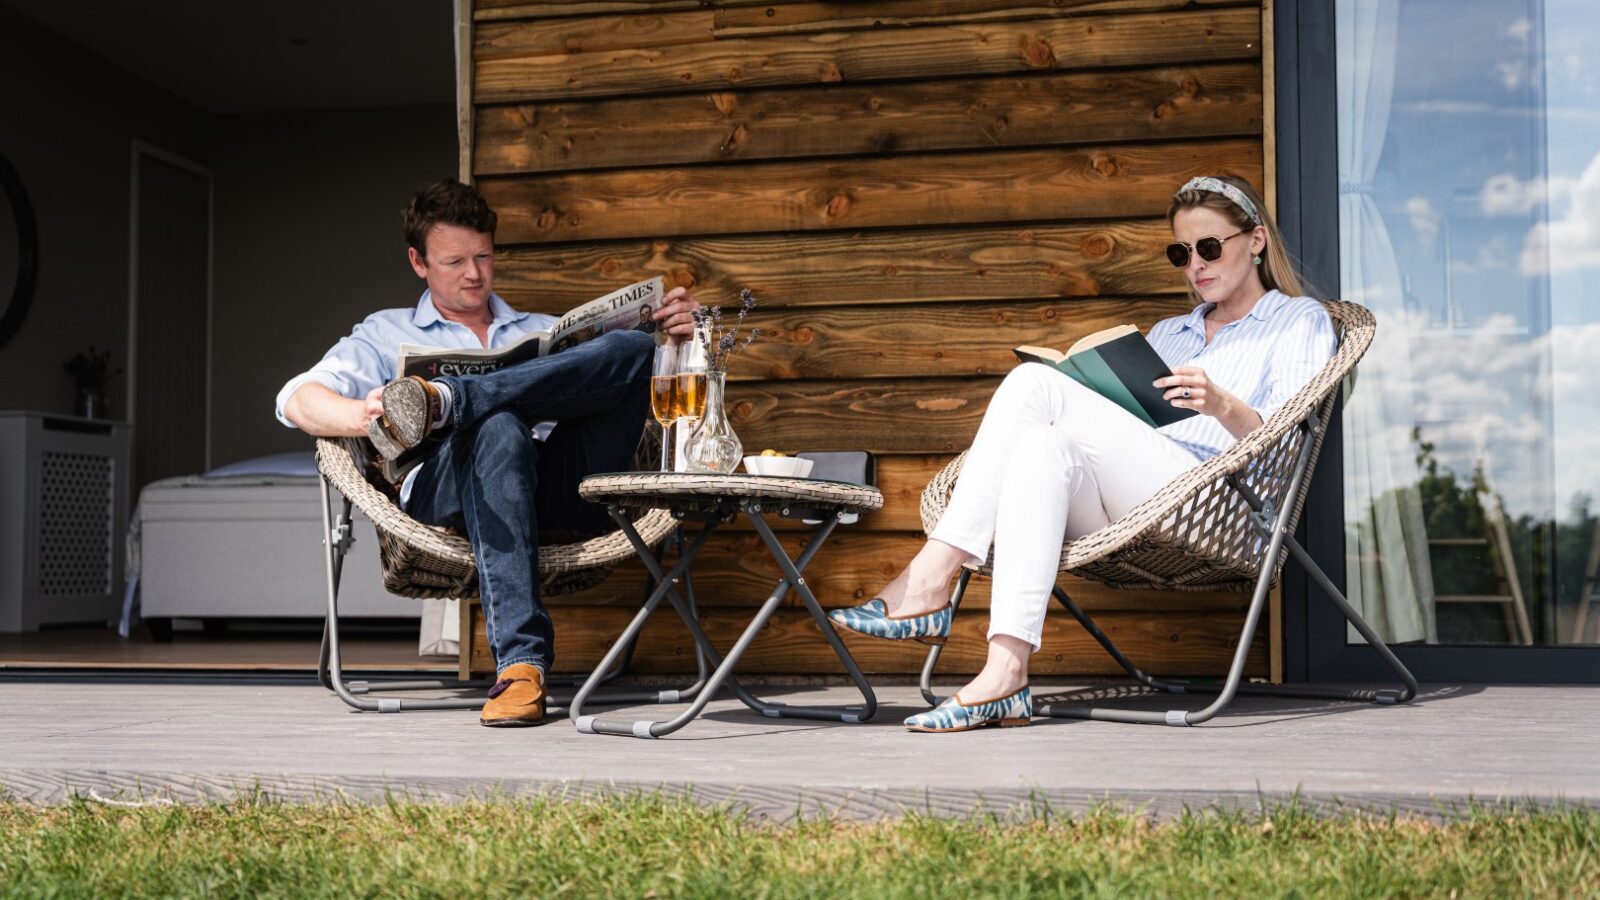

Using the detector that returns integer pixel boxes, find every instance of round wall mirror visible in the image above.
[0,151,39,351]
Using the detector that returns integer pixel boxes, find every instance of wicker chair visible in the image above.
[918,300,1418,726]
[313,433,701,714]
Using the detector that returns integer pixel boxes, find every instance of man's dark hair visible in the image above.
[402,179,497,258]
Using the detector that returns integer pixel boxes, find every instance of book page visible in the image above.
[1012,345,1067,365]
[1065,324,1139,358]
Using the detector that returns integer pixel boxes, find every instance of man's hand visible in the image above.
[653,286,701,342]
[363,386,386,424]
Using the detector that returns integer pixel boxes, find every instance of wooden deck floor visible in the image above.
[1,679,1596,821]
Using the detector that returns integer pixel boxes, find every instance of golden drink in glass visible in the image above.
[677,372,708,419]
[651,376,679,427]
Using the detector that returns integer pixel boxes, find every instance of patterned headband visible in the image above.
[1178,176,1262,225]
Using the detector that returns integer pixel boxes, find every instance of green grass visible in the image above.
[1,795,1597,898]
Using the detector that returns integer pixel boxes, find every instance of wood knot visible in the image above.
[867,96,882,112]
[1082,235,1114,259]
[1091,155,1120,177]
[1178,75,1201,98]
[719,124,749,154]
[820,62,843,83]
[1020,35,1057,68]
[792,326,814,344]
[600,258,622,275]
[733,400,755,419]
[915,397,968,412]
[1045,308,1058,320]
[710,92,739,116]
[825,193,852,219]
[726,65,743,82]
[536,210,559,230]
[561,137,575,154]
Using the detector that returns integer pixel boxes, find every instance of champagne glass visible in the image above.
[677,338,709,421]
[650,342,679,472]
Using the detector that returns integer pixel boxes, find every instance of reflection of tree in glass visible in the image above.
[1410,429,1596,644]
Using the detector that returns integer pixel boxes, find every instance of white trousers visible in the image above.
[928,365,1202,650]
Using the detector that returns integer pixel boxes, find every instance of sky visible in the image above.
[1341,0,1599,523]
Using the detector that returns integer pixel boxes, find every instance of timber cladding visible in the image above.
[465,0,1269,678]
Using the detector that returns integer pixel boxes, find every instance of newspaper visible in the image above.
[396,277,666,378]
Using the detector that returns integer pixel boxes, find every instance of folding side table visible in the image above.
[571,472,883,738]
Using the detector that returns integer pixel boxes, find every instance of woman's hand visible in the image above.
[653,286,701,342]
[1153,365,1263,439]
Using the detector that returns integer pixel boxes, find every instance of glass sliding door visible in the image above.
[1326,0,1600,671]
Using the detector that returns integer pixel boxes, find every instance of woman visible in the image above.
[828,175,1337,732]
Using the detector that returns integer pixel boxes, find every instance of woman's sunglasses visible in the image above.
[1165,230,1246,268]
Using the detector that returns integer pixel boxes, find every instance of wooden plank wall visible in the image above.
[464,0,1269,678]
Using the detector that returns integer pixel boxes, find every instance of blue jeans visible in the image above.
[405,329,655,676]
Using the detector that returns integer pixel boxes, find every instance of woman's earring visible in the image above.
[1252,255,1263,265]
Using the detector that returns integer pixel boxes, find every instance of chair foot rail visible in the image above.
[1036,705,1197,726]
[347,678,490,694]
[1151,680,1409,703]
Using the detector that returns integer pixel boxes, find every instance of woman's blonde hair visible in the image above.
[1166,175,1311,299]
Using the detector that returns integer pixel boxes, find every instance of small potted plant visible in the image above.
[682,289,761,473]
[63,346,121,420]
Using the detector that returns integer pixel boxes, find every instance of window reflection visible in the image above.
[1338,0,1600,646]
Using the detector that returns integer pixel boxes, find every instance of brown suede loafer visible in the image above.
[480,662,547,727]
[366,375,442,461]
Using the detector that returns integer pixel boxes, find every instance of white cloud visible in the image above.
[1399,99,1600,124]
[1447,235,1510,275]
[1493,59,1529,91]
[1372,314,1600,518]
[1480,172,1576,216]
[1406,195,1440,250]
[1519,151,1600,273]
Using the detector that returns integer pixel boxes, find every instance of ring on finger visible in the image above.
[1181,387,1192,399]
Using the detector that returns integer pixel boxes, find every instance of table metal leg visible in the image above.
[573,505,876,738]
[568,512,720,729]
[743,508,877,723]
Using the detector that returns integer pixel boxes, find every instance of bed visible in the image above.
[128,451,423,636]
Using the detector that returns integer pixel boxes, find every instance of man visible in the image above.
[277,179,699,726]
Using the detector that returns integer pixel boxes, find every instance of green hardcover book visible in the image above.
[1013,325,1197,428]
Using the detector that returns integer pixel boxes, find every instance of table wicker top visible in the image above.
[579,472,883,514]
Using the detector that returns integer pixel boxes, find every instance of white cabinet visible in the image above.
[0,411,132,631]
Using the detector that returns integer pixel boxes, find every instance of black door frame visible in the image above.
[1273,0,1600,683]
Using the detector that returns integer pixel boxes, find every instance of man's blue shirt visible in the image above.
[276,290,558,503]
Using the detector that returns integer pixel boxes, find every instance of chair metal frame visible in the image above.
[313,436,707,715]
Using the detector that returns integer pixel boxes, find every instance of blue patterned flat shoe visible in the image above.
[827,598,952,645]
[904,687,1032,733]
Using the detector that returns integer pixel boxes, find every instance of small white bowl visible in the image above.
[743,455,813,478]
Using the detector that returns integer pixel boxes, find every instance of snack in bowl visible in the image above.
[743,454,813,478]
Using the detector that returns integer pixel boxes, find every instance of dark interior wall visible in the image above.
[208,105,456,467]
[0,5,456,469]
[0,7,210,420]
